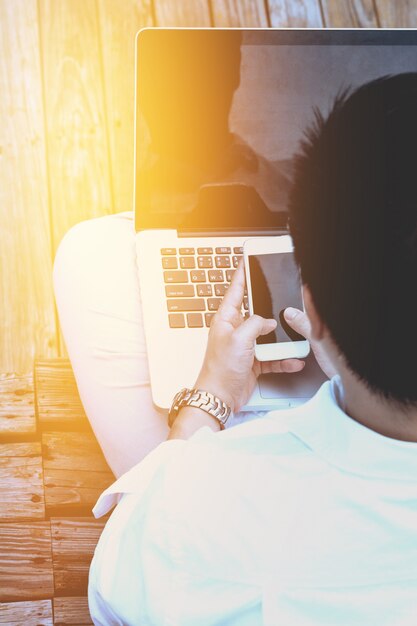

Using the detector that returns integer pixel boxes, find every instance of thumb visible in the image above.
[235,314,277,346]
[284,307,311,340]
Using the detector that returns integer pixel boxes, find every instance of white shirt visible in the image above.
[88,378,417,625]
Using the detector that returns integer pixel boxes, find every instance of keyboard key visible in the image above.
[162,256,178,269]
[226,270,235,282]
[233,246,243,254]
[215,255,231,268]
[232,255,242,268]
[165,285,194,297]
[180,256,195,269]
[197,284,212,297]
[187,313,203,328]
[207,298,222,311]
[197,256,213,268]
[190,270,206,283]
[197,247,213,255]
[164,270,188,283]
[169,313,185,328]
[208,270,223,282]
[179,247,195,255]
[215,246,231,254]
[205,312,215,327]
[214,283,228,296]
[167,298,205,312]
[161,248,177,255]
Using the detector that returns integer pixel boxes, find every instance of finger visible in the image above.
[284,307,312,341]
[234,314,277,347]
[260,359,305,374]
[220,259,245,311]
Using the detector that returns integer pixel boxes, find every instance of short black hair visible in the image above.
[289,73,417,405]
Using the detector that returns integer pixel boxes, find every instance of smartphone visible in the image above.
[244,236,310,361]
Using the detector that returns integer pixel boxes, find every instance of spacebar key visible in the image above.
[167,298,205,312]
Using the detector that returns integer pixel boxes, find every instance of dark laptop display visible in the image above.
[135,29,417,234]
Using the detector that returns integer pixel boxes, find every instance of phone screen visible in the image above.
[248,252,304,345]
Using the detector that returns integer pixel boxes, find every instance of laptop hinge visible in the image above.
[177,228,288,238]
[176,184,290,238]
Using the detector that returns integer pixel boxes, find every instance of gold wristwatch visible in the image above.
[168,388,232,429]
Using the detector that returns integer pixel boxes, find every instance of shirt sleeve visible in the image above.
[88,438,187,625]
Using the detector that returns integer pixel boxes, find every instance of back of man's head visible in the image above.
[289,73,417,406]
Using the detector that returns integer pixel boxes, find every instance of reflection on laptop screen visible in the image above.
[135,30,417,232]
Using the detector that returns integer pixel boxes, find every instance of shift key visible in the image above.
[167,298,205,312]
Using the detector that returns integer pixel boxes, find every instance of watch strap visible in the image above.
[168,387,232,429]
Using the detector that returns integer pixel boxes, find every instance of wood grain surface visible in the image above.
[0,522,54,601]
[35,359,88,428]
[38,0,113,254]
[375,0,417,26]
[51,518,106,594]
[53,597,93,625]
[320,0,378,26]
[212,0,269,26]
[98,0,153,214]
[0,374,36,438]
[268,0,323,26]
[42,431,113,511]
[154,0,212,25]
[0,0,57,375]
[0,599,53,626]
[0,442,45,520]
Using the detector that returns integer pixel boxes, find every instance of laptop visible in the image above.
[134,28,417,411]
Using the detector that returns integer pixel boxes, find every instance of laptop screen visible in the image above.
[135,29,417,233]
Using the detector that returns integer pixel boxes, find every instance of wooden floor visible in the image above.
[0,359,113,625]
[1,0,416,376]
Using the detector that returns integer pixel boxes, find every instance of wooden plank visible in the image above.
[98,0,153,214]
[0,0,58,374]
[0,599,53,626]
[320,0,378,26]
[51,518,106,595]
[0,442,45,520]
[267,0,323,26]
[375,0,417,27]
[53,597,93,625]
[35,359,88,428]
[211,0,269,26]
[43,432,111,473]
[44,468,113,511]
[0,374,36,438]
[0,522,54,601]
[42,431,113,511]
[154,0,212,26]
[38,0,114,253]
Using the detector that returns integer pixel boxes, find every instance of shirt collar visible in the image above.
[271,377,417,482]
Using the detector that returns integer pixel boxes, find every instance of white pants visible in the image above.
[53,212,170,477]
[54,212,262,477]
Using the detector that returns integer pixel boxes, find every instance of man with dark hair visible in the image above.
[84,74,417,624]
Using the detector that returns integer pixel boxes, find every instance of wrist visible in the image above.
[168,405,221,439]
[194,374,235,413]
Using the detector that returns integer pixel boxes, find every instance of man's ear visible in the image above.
[302,285,326,341]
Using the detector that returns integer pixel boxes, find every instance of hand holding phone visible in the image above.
[244,236,310,362]
[194,260,305,412]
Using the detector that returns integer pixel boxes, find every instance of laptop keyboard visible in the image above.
[161,247,249,328]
